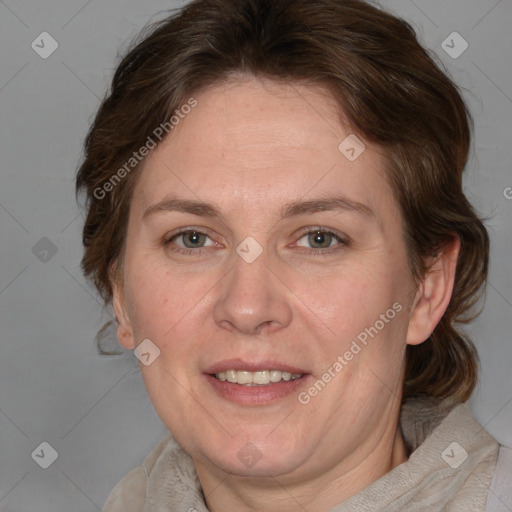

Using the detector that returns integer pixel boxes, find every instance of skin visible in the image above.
[113,75,460,512]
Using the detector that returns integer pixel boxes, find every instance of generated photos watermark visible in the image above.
[93,97,198,200]
[298,301,403,405]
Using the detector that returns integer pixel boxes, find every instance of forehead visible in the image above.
[134,76,396,224]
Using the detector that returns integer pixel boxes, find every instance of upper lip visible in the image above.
[204,358,309,375]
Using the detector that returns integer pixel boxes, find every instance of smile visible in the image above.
[213,370,303,385]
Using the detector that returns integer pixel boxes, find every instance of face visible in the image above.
[114,76,422,482]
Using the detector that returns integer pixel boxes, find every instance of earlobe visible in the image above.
[406,236,461,346]
[112,277,136,350]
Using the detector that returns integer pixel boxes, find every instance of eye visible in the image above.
[164,229,217,254]
[295,229,348,253]
[177,231,210,248]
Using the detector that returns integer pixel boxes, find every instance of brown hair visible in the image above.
[76,0,488,402]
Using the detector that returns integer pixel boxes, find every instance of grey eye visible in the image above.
[180,231,208,248]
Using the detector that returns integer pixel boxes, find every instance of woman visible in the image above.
[76,0,511,510]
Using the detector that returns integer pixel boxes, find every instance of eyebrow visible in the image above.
[280,196,374,219]
[142,195,374,221]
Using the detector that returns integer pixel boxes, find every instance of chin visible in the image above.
[195,431,308,477]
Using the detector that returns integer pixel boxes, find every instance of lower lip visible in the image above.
[204,374,311,406]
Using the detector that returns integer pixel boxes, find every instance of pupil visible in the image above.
[185,231,203,247]
[310,231,330,248]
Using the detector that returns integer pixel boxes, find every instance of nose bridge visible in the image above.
[213,244,292,334]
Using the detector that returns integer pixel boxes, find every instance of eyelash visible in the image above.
[163,227,349,256]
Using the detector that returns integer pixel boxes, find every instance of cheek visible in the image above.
[298,266,400,338]
[123,256,218,346]
[303,266,410,389]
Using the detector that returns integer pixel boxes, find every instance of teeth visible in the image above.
[269,370,282,382]
[253,370,269,384]
[237,371,252,384]
[214,370,303,385]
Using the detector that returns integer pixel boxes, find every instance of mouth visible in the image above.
[212,369,303,386]
[203,359,311,405]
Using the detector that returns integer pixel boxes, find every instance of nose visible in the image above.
[213,249,293,335]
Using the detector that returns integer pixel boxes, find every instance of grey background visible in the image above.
[0,0,511,510]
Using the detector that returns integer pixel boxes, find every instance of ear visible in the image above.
[111,263,136,350]
[406,236,461,346]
